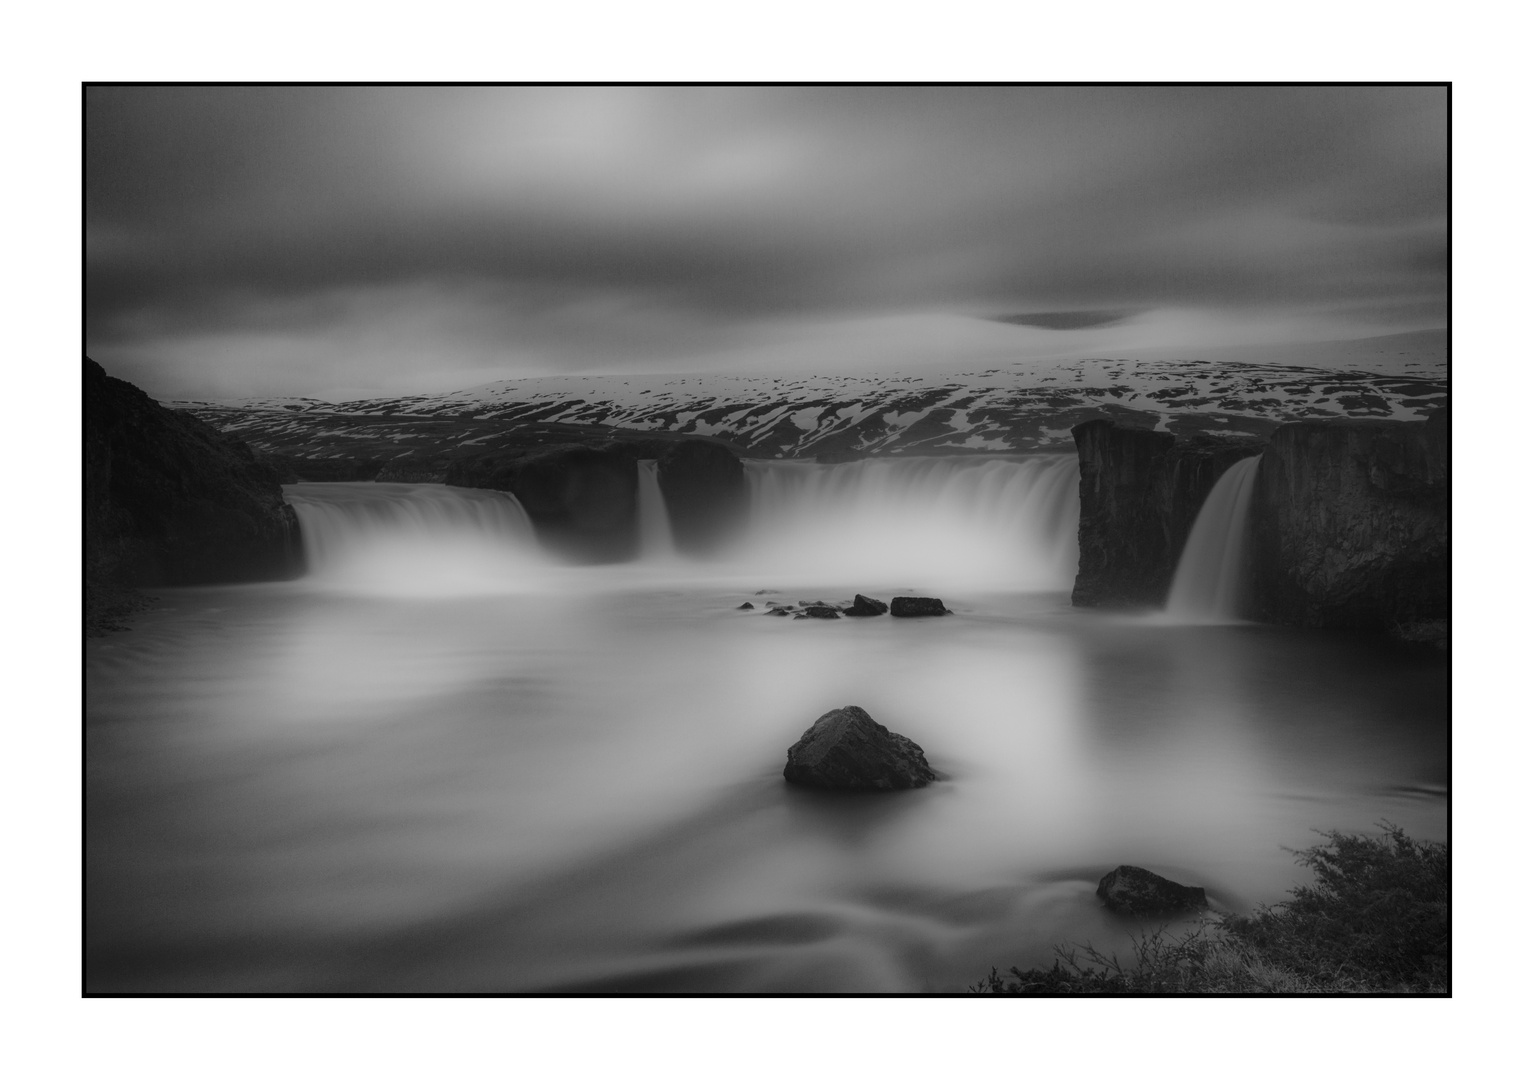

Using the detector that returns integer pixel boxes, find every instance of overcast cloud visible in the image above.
[85,85,1447,399]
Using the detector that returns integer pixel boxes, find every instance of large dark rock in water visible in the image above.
[1250,413,1447,630]
[84,358,303,589]
[1071,420,1262,608]
[655,440,747,555]
[889,596,950,617]
[783,705,936,790]
[844,594,889,616]
[447,444,638,562]
[1096,865,1208,915]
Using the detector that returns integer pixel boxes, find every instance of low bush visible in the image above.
[975,824,1448,994]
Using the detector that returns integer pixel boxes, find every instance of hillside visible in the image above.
[166,335,1447,465]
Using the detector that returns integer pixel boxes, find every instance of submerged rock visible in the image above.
[889,596,950,617]
[783,706,936,790]
[801,605,841,619]
[765,607,791,616]
[737,602,754,610]
[1096,865,1208,915]
[844,594,889,617]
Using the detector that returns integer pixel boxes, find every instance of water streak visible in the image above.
[740,455,1080,590]
[1165,456,1261,622]
[284,482,544,594]
[636,461,677,562]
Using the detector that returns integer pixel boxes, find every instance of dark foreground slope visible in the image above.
[85,358,302,623]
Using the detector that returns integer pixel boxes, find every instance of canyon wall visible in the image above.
[1071,412,1448,633]
[85,358,303,589]
[1071,420,1262,608]
[1250,411,1448,630]
[445,437,746,561]
[447,444,640,562]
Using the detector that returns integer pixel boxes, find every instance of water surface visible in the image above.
[84,472,1446,992]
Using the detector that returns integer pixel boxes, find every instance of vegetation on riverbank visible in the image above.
[85,582,157,638]
[975,824,1448,994]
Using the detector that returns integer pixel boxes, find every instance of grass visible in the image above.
[974,824,1448,994]
[84,581,157,638]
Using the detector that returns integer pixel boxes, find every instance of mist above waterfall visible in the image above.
[284,454,1081,596]
[736,455,1080,591]
[284,482,545,595]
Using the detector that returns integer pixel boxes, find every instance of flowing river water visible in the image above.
[84,456,1447,992]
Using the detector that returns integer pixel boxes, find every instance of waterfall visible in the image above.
[739,455,1080,590]
[283,482,544,593]
[1165,456,1261,622]
[636,461,677,561]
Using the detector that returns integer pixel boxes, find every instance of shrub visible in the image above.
[1224,823,1448,992]
[974,824,1448,994]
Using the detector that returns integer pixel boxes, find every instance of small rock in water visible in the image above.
[765,607,791,616]
[754,589,779,595]
[843,594,889,617]
[793,613,810,620]
[737,602,755,610]
[783,705,936,790]
[801,605,840,619]
[1095,866,1208,915]
[890,596,950,617]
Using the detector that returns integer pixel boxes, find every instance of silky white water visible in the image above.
[636,460,677,561]
[1166,456,1262,623]
[85,463,1446,992]
[738,455,1080,590]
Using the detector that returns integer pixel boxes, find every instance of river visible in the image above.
[84,460,1447,992]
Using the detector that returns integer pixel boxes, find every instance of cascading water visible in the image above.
[283,482,544,594]
[1164,455,1262,622]
[738,455,1080,590]
[635,460,677,561]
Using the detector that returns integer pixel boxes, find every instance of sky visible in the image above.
[85,85,1447,401]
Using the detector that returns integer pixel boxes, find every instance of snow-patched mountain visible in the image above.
[169,340,1447,463]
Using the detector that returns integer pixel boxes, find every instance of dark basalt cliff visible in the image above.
[447,444,640,562]
[654,440,746,555]
[1071,420,1262,608]
[85,358,303,589]
[1250,411,1447,630]
[447,437,746,562]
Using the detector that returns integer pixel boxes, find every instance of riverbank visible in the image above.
[975,824,1448,993]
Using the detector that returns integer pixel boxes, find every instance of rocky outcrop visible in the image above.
[654,440,747,556]
[84,358,303,589]
[446,436,745,563]
[1096,866,1208,915]
[890,596,950,617]
[447,444,639,562]
[1250,412,1447,630]
[844,594,889,617]
[783,706,936,790]
[1071,421,1262,608]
